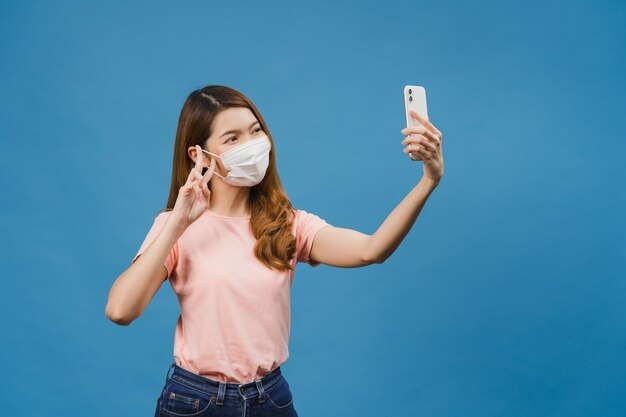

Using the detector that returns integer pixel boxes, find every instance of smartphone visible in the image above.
[403,85,428,161]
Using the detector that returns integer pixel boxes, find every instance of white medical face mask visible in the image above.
[202,135,271,187]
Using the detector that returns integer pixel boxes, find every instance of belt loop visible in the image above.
[216,382,227,405]
[255,379,267,403]
[165,362,176,384]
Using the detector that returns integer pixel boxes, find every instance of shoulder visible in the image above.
[290,208,331,233]
[290,208,312,226]
[291,208,325,219]
[290,208,315,220]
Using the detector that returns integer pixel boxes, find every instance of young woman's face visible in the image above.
[202,107,266,174]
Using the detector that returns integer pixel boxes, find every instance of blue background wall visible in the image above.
[1,1,624,416]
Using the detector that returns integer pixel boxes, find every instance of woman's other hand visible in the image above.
[171,145,217,228]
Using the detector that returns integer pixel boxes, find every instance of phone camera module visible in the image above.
[409,96,413,102]
[408,88,412,94]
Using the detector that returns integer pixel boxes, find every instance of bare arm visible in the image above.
[106,145,217,326]
[310,109,444,266]
[364,176,439,263]
[105,216,187,326]
[309,176,439,267]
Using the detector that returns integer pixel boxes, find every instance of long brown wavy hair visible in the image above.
[157,85,297,272]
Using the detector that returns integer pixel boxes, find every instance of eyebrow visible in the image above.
[219,121,260,138]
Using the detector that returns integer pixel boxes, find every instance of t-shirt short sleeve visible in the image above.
[294,209,332,267]
[132,211,179,278]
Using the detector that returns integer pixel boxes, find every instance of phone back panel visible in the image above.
[404,85,428,129]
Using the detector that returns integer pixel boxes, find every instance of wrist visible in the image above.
[165,213,190,236]
[421,175,441,188]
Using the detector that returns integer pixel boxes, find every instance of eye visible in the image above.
[226,137,237,143]
[254,127,262,133]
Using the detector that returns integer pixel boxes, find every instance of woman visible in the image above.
[105,85,443,417]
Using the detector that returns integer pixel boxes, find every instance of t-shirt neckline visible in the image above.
[204,210,251,220]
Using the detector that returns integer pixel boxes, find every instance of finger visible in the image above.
[401,126,428,136]
[180,182,193,197]
[195,145,204,172]
[194,182,202,203]
[407,137,437,153]
[184,167,196,185]
[401,134,433,148]
[405,145,432,159]
[404,142,432,155]
[403,143,423,154]
[187,168,202,191]
[401,133,424,145]
[416,145,435,159]
[409,151,422,161]
[409,109,440,137]
[203,156,217,182]
[402,127,441,147]
[420,129,441,146]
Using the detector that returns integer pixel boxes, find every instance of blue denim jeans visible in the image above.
[154,362,299,417]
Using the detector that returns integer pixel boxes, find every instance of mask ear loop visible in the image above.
[201,149,227,180]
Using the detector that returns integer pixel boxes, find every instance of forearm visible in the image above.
[105,216,187,325]
[366,176,440,263]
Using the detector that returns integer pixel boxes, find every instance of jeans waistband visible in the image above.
[165,362,283,402]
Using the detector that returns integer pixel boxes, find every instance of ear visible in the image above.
[188,146,210,167]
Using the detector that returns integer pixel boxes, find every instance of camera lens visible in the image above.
[409,96,413,102]
[408,89,412,94]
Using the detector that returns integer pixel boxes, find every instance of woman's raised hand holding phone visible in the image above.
[171,145,217,228]
[401,109,444,183]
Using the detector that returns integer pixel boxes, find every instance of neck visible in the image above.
[208,176,251,217]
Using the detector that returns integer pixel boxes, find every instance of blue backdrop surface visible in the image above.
[1,1,624,416]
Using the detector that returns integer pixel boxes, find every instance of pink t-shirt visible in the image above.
[132,208,331,383]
